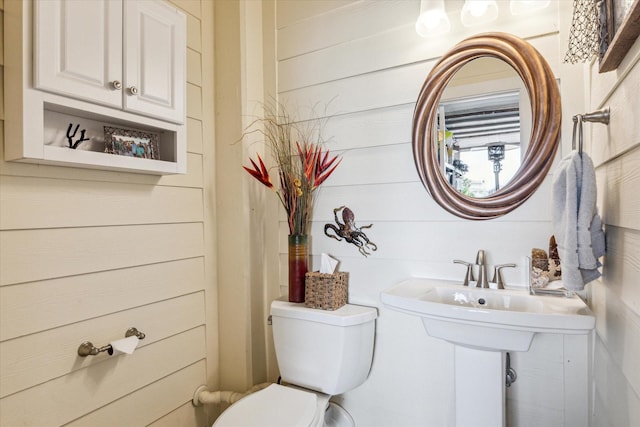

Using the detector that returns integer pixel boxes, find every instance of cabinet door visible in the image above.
[124,0,186,124]
[34,0,123,108]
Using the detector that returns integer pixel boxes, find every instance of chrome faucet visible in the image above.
[455,250,516,289]
[475,250,490,288]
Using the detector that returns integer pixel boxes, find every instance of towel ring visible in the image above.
[572,107,610,154]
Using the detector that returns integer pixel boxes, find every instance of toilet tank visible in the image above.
[270,299,377,395]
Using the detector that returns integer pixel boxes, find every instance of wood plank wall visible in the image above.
[0,1,215,425]
[270,1,591,426]
[274,0,569,295]
[588,29,640,427]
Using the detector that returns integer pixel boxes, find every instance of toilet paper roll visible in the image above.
[110,336,139,355]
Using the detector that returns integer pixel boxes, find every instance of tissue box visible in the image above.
[304,272,348,310]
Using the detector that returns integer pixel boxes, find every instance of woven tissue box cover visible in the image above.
[304,272,348,310]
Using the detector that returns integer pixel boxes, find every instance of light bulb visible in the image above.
[460,1,499,27]
[468,2,489,17]
[416,0,451,37]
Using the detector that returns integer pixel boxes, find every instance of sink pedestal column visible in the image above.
[454,346,505,427]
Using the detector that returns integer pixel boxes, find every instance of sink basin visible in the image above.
[381,277,595,427]
[381,278,595,351]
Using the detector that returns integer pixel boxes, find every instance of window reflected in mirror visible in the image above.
[436,57,531,197]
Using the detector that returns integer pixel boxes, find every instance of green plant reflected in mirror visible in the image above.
[413,33,561,220]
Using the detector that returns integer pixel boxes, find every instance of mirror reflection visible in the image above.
[436,58,531,197]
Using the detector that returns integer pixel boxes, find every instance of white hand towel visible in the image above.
[552,151,605,290]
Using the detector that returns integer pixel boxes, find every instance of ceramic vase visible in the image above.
[288,234,309,302]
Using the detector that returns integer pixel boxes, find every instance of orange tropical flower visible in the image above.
[242,154,273,189]
[314,147,341,187]
[242,102,341,235]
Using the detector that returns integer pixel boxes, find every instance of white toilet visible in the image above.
[213,299,378,427]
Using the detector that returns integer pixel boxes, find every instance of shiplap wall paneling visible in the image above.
[313,178,554,223]
[272,1,589,426]
[306,220,552,274]
[588,41,640,168]
[592,273,640,398]
[0,327,206,426]
[0,223,204,285]
[0,176,203,229]
[596,150,640,232]
[592,334,640,427]
[0,1,211,425]
[0,292,205,397]
[278,9,558,93]
[69,360,208,427]
[0,258,204,340]
[587,19,640,427]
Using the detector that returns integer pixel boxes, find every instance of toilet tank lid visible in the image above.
[271,300,377,326]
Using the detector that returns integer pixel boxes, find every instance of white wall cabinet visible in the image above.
[4,0,187,175]
[34,0,123,111]
[35,0,185,124]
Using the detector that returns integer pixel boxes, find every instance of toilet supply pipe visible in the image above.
[192,382,272,407]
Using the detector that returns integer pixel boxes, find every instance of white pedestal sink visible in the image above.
[381,278,595,427]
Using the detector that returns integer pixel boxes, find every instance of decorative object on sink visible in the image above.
[412,32,561,219]
[65,123,90,149]
[305,254,348,311]
[104,126,159,159]
[324,206,377,257]
[242,102,341,302]
[530,235,562,289]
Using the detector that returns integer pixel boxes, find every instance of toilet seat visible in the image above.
[213,384,319,427]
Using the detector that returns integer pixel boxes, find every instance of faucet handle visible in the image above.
[492,263,516,289]
[453,260,475,286]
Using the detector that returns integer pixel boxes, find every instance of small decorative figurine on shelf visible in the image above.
[324,206,377,257]
[66,123,90,149]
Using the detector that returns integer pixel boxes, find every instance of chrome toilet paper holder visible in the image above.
[77,327,146,357]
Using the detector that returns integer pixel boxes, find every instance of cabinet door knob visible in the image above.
[128,86,139,95]
[110,80,122,90]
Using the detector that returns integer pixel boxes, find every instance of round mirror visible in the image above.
[413,33,561,220]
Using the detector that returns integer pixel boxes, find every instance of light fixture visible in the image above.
[460,1,499,27]
[510,0,551,15]
[415,0,450,37]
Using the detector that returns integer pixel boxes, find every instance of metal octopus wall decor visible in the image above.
[324,206,377,257]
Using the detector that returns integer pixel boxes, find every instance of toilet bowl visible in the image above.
[212,300,377,427]
[212,383,353,427]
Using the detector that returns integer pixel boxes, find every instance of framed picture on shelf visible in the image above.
[104,126,160,160]
[599,0,640,72]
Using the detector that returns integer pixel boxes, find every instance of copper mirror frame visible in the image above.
[412,33,561,220]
